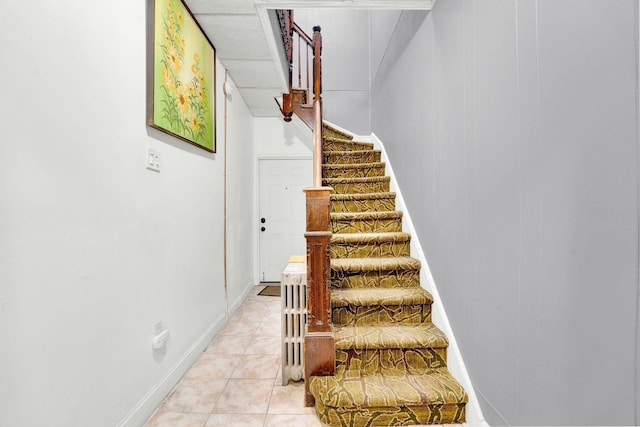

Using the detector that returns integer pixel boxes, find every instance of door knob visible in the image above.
[261,227,266,232]
[261,218,266,223]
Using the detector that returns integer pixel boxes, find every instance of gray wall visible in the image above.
[370,1,639,425]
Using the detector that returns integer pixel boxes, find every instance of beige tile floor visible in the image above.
[144,286,461,427]
[144,285,323,427]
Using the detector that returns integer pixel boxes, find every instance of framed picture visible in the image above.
[147,0,216,152]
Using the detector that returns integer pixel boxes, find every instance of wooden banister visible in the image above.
[303,24,334,407]
[311,26,322,188]
[276,14,335,406]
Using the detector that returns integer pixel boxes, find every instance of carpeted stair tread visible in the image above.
[330,192,395,201]
[330,193,396,213]
[309,367,468,409]
[331,256,421,273]
[323,150,381,164]
[323,162,386,179]
[331,287,433,308]
[331,232,410,245]
[325,149,377,155]
[330,211,404,234]
[324,176,391,194]
[335,323,448,350]
[330,232,411,258]
[330,211,403,221]
[324,176,390,185]
[324,162,385,170]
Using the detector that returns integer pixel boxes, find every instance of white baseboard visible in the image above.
[370,132,489,427]
[119,281,256,426]
[116,315,226,427]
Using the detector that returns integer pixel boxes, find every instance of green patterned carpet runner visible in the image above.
[308,125,468,426]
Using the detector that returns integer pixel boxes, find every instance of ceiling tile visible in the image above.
[222,59,280,88]
[196,14,272,60]
[185,0,256,14]
[239,88,283,109]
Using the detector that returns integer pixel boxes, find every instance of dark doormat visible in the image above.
[258,285,281,297]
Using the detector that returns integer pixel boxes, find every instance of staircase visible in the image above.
[307,124,468,427]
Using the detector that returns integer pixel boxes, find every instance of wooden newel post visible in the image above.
[303,187,334,406]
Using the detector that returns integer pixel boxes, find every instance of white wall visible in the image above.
[225,77,257,314]
[0,1,255,426]
[254,116,313,159]
[371,1,638,425]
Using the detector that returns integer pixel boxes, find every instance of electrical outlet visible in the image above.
[146,147,160,172]
[152,321,169,350]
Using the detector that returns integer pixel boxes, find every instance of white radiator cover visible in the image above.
[281,261,307,385]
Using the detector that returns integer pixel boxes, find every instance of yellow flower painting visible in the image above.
[148,0,215,152]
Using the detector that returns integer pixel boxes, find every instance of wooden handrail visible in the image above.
[293,22,313,45]
[311,26,322,187]
[276,12,335,406]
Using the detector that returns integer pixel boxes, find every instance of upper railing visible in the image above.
[277,11,315,120]
[276,10,335,406]
[276,10,294,120]
[293,22,313,103]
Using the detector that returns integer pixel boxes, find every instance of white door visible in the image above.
[258,158,311,282]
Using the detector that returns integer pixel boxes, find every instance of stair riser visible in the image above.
[324,166,386,179]
[331,198,396,213]
[315,401,466,427]
[324,140,372,151]
[335,347,447,373]
[323,151,381,164]
[331,218,403,234]
[332,303,431,326]
[327,181,390,194]
[330,241,410,258]
[331,270,420,288]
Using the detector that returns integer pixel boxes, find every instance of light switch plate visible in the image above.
[146,147,160,172]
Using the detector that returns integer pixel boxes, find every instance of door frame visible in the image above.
[255,155,312,284]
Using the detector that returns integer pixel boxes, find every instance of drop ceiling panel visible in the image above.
[186,0,257,14]
[239,87,283,109]
[196,15,272,60]
[222,59,280,88]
